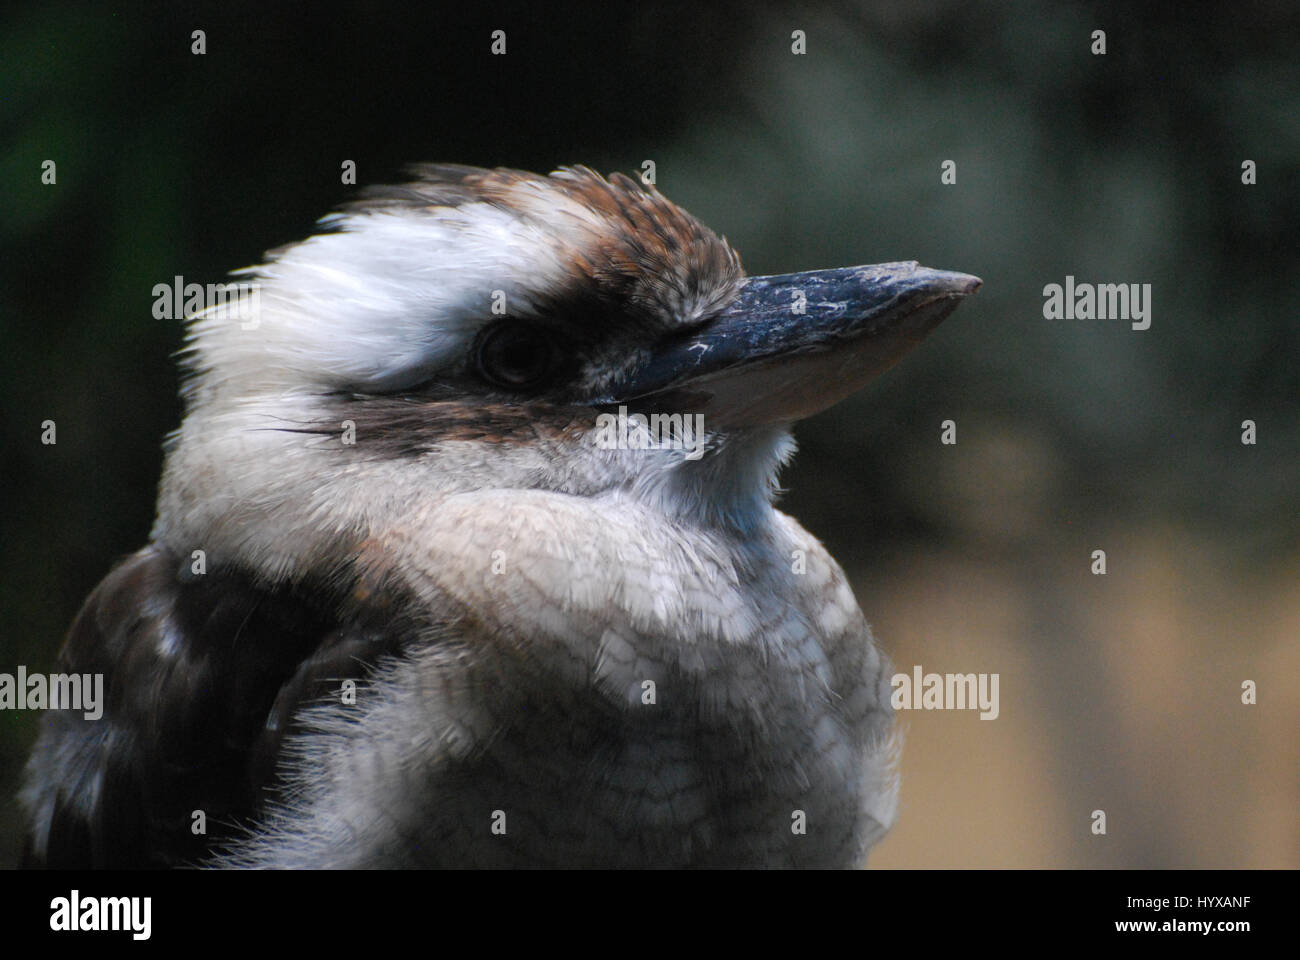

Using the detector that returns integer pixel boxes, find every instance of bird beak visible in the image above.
[601,261,981,427]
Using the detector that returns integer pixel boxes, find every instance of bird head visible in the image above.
[155,165,979,580]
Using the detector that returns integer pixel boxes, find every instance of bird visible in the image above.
[20,164,979,868]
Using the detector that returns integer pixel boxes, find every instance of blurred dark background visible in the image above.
[2,1,1296,867]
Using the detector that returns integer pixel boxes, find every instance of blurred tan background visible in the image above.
[856,488,1299,867]
[3,1,1296,867]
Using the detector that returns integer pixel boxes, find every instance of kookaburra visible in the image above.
[21,165,978,868]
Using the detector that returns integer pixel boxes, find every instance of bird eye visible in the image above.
[475,322,554,391]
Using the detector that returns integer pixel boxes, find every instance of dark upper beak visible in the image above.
[600,261,981,426]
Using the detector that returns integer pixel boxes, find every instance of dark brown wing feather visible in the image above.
[20,545,399,868]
